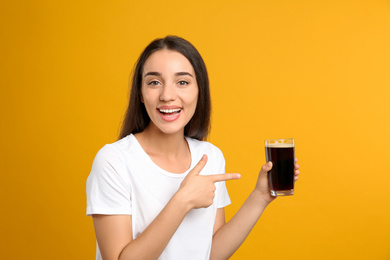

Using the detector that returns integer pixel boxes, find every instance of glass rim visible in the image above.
[265,138,294,142]
[265,138,294,147]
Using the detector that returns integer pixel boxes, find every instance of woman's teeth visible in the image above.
[159,108,181,114]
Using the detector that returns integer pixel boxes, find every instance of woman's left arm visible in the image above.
[210,159,300,260]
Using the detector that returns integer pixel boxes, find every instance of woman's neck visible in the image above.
[135,125,188,159]
[134,126,191,173]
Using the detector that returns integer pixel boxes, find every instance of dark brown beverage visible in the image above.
[265,142,295,196]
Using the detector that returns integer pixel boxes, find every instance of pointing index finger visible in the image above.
[211,173,241,183]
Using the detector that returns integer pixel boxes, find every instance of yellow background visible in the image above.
[1,0,389,259]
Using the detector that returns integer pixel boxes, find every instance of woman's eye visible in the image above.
[148,81,160,86]
[178,81,189,86]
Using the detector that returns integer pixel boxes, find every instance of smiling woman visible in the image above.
[141,49,199,133]
[119,36,211,141]
[86,35,300,260]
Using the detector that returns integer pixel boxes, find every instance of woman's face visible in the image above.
[141,49,199,136]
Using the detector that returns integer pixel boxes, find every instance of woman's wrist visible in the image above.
[250,189,273,207]
[171,190,193,214]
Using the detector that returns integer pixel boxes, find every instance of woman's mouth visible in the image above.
[157,108,182,121]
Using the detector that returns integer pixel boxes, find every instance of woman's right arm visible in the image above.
[93,155,239,260]
[93,192,190,260]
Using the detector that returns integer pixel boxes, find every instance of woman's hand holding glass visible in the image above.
[254,158,301,204]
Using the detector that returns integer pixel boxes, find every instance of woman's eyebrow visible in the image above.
[144,71,161,77]
[175,72,193,77]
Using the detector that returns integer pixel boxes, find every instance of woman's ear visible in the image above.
[140,94,144,103]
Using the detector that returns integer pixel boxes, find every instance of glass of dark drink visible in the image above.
[265,138,295,196]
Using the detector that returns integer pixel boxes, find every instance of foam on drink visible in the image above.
[265,143,294,148]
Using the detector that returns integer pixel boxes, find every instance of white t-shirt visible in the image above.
[86,134,231,260]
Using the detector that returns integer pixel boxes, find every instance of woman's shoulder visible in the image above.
[93,134,137,164]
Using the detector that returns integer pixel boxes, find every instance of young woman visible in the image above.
[86,36,300,260]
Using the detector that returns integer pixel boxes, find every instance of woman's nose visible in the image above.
[160,84,177,101]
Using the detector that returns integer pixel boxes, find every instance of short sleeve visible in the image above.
[86,145,132,216]
[213,147,231,208]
